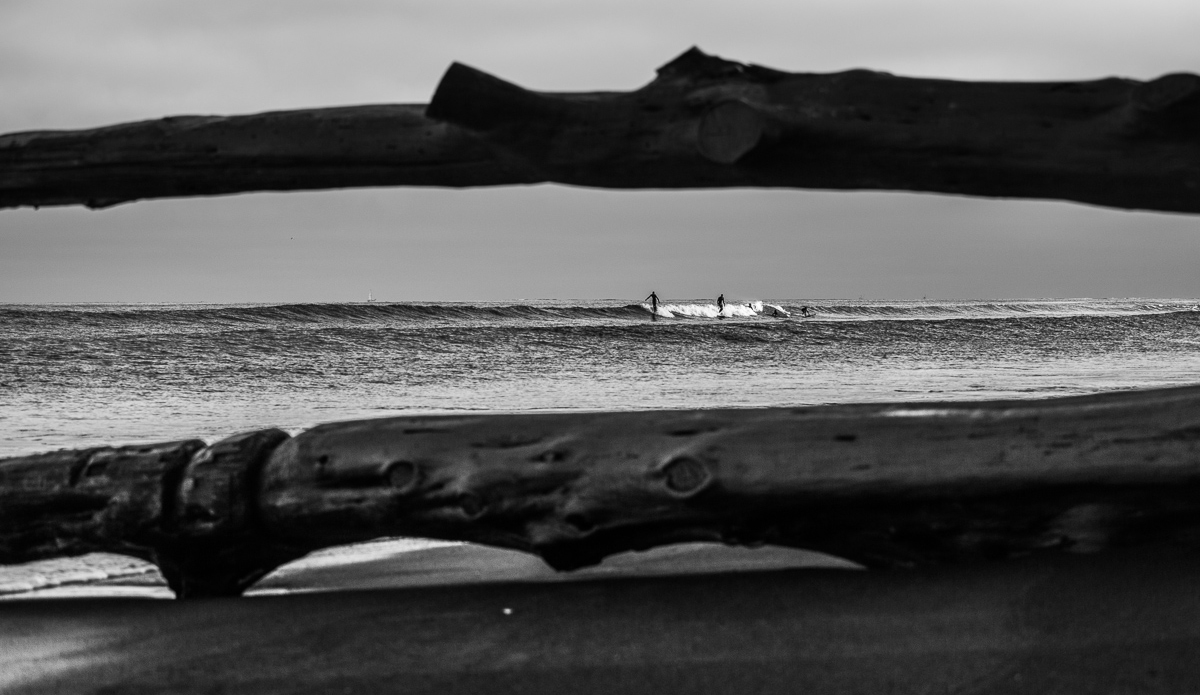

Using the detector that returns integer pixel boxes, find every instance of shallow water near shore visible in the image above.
[2,297,1199,596]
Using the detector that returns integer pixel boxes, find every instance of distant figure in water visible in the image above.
[800,306,813,318]
[646,291,660,320]
[716,294,725,316]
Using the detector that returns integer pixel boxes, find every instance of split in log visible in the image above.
[2,48,1198,213]
[4,385,1200,598]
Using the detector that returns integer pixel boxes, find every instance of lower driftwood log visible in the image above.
[3,385,1200,598]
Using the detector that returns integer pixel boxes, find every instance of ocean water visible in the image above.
[2,297,1200,595]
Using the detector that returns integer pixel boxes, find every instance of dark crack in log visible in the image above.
[8,385,1198,598]
[159,428,313,598]
[2,47,1198,213]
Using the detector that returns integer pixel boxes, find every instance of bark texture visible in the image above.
[1,48,1198,212]
[3,385,1200,597]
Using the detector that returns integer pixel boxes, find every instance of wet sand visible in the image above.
[4,544,1200,694]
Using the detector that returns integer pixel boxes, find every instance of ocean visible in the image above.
[2,297,1200,595]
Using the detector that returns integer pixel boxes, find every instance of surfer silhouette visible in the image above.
[716,294,725,318]
[800,306,813,318]
[646,291,660,320]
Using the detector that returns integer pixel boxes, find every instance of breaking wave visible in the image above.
[0,298,1196,337]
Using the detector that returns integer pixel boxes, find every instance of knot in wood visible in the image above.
[660,456,712,496]
[459,493,486,519]
[385,460,419,492]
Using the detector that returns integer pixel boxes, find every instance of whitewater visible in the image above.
[2,297,1199,596]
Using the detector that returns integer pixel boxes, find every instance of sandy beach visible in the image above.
[4,543,1200,694]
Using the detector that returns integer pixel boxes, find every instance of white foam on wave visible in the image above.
[641,303,676,318]
[641,301,771,319]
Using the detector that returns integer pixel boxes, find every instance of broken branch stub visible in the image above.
[7,385,1200,598]
[426,48,1200,211]
[2,48,1198,212]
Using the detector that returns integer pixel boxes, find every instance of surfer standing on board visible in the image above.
[646,291,660,320]
[716,294,725,318]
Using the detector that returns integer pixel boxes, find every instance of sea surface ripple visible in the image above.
[2,297,1199,457]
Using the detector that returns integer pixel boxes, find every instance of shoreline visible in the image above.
[2,541,856,600]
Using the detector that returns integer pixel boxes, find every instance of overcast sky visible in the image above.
[2,0,1199,303]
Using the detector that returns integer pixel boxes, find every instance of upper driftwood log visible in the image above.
[4,385,1200,598]
[2,48,1199,212]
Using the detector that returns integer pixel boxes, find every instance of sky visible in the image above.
[1,0,1199,303]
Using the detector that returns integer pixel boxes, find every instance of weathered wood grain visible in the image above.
[0,439,205,566]
[259,384,1200,572]
[2,48,1198,212]
[3,385,1200,597]
[0,431,311,597]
